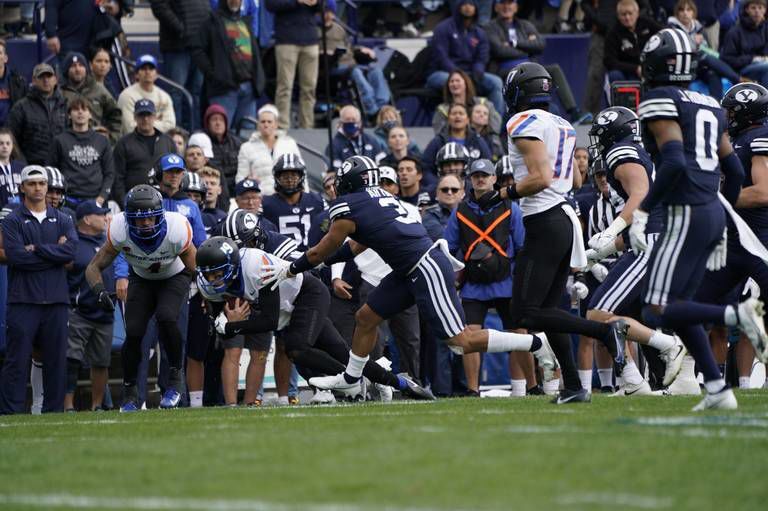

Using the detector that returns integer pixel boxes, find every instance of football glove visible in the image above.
[706,229,728,272]
[629,209,649,253]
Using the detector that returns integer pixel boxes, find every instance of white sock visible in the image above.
[724,305,738,326]
[597,368,613,388]
[543,378,561,395]
[487,330,533,353]
[510,379,526,397]
[704,378,726,394]
[31,360,43,414]
[189,391,203,408]
[739,376,751,389]
[621,359,644,385]
[277,395,289,405]
[648,330,675,351]
[577,370,593,391]
[345,351,369,379]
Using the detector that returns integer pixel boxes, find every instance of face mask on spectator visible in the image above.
[382,120,397,133]
[342,122,360,138]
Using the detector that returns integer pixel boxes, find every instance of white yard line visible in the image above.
[557,492,673,509]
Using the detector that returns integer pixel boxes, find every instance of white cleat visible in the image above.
[667,356,701,395]
[737,299,768,363]
[660,335,687,387]
[374,383,393,402]
[692,386,738,412]
[610,379,654,397]
[309,373,363,400]
[309,389,336,405]
[531,333,559,382]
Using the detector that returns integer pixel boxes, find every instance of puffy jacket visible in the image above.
[604,16,663,75]
[49,129,115,200]
[2,203,77,305]
[59,74,122,144]
[190,3,265,99]
[236,130,301,195]
[720,6,768,72]
[265,0,320,46]
[428,0,489,77]
[7,86,68,165]
[486,16,544,73]
[149,0,211,52]
[112,129,176,205]
[421,128,492,187]
[68,230,116,324]
[204,105,243,197]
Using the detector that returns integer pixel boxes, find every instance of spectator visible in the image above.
[486,0,592,124]
[668,0,741,99]
[117,55,176,135]
[427,0,505,116]
[0,165,77,414]
[154,154,207,247]
[44,167,76,223]
[191,0,265,130]
[63,200,114,412]
[234,177,263,213]
[49,98,114,207]
[204,104,243,199]
[44,0,98,58]
[186,132,231,211]
[323,2,391,119]
[372,106,421,155]
[432,70,501,135]
[421,103,492,187]
[470,103,503,159]
[397,155,434,208]
[379,126,419,169]
[89,0,132,91]
[167,127,190,156]
[59,52,122,143]
[8,64,68,165]
[149,0,210,131]
[112,99,177,205]
[236,104,301,194]
[0,40,28,127]
[604,0,663,82]
[422,173,465,241]
[197,167,228,235]
[325,105,387,171]
[721,0,768,86]
[89,47,117,98]
[266,0,320,129]
[0,129,24,209]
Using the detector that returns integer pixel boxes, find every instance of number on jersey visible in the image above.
[554,128,577,179]
[278,214,312,247]
[695,109,718,171]
[378,197,418,224]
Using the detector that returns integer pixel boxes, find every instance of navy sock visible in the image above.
[661,301,726,329]
[677,324,721,382]
[343,372,361,384]
[530,335,542,351]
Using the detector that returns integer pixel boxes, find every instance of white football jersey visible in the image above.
[506,108,576,216]
[199,248,303,331]
[108,211,193,280]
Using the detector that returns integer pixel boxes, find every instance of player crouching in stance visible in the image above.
[85,185,197,412]
[195,236,435,402]
[260,155,559,399]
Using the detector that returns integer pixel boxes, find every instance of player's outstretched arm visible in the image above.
[290,218,358,275]
[86,242,119,290]
[717,132,746,205]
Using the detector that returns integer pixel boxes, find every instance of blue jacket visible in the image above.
[68,230,116,324]
[444,196,524,301]
[3,203,77,305]
[325,131,387,171]
[721,5,768,72]
[422,203,454,242]
[428,0,489,77]
[265,0,319,46]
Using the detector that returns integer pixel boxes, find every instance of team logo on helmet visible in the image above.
[242,212,258,230]
[597,111,620,125]
[644,34,661,53]
[736,89,759,103]
[339,160,353,176]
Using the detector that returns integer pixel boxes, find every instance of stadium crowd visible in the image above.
[0,0,766,414]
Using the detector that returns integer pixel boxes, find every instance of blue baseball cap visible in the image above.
[468,159,495,176]
[134,98,156,115]
[76,199,110,220]
[235,179,261,196]
[136,54,158,69]
[156,153,186,173]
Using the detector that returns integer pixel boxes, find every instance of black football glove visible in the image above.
[92,283,115,312]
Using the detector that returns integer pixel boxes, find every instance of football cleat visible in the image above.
[737,298,768,363]
[610,380,654,397]
[660,335,687,386]
[531,333,559,382]
[551,387,591,405]
[309,373,363,400]
[159,389,181,409]
[309,389,336,405]
[374,383,393,402]
[120,400,140,413]
[526,385,545,396]
[397,373,436,400]
[600,385,615,394]
[667,355,702,395]
[692,385,738,411]
[603,320,628,365]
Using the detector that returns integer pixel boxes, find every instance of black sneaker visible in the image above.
[526,385,545,396]
[600,385,615,394]
[551,387,591,404]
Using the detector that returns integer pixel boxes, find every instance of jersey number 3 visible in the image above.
[379,197,417,224]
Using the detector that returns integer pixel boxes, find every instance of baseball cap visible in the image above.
[134,98,156,115]
[235,179,261,196]
[379,166,397,183]
[32,63,55,79]
[135,54,158,69]
[76,199,110,220]
[20,165,48,183]
[188,132,214,159]
[468,159,495,176]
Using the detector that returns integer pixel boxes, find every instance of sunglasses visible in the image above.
[439,187,460,194]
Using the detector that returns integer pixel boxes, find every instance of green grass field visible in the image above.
[0,392,767,511]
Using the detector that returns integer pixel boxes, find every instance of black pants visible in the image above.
[512,206,609,391]
[123,272,190,386]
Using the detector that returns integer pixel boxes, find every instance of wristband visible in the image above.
[289,253,314,275]
[506,184,522,201]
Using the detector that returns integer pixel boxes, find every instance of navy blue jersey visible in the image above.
[733,125,768,233]
[638,87,725,205]
[261,192,325,250]
[399,186,435,208]
[329,188,434,276]
[603,141,663,234]
[201,207,227,238]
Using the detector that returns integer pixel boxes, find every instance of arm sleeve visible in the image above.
[324,242,355,265]
[35,215,77,264]
[224,286,280,335]
[2,216,54,270]
[114,253,129,279]
[720,151,746,205]
[640,140,686,211]
[100,142,115,199]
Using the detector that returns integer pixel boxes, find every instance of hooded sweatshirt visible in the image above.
[204,104,243,195]
[429,0,489,77]
[720,2,768,71]
[49,128,114,200]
